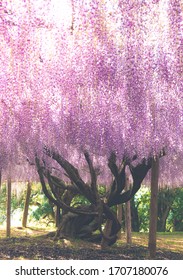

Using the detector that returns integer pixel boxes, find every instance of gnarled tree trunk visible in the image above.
[35,149,164,247]
[117,204,123,238]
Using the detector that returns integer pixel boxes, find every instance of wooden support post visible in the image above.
[0,170,1,192]
[125,178,132,244]
[22,181,31,228]
[6,177,11,238]
[148,157,159,259]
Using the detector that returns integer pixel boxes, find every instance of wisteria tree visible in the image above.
[0,0,183,246]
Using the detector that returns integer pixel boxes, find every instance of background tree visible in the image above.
[157,188,176,232]
[168,188,183,232]
[131,196,140,232]
[22,182,32,228]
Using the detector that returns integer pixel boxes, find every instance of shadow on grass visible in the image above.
[0,229,182,260]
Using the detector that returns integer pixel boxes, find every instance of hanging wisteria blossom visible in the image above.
[0,0,182,186]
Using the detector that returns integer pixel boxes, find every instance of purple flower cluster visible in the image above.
[0,0,182,185]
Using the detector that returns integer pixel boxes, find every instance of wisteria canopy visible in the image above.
[0,0,183,185]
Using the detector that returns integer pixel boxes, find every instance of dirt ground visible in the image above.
[0,227,182,260]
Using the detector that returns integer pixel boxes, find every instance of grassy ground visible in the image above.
[0,227,182,260]
[121,232,183,253]
[0,225,52,239]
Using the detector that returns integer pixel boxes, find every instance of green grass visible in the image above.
[0,226,182,253]
[0,227,182,260]
[0,225,53,239]
[117,232,183,253]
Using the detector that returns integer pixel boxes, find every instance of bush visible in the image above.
[132,187,150,232]
[0,183,55,227]
[167,188,183,231]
